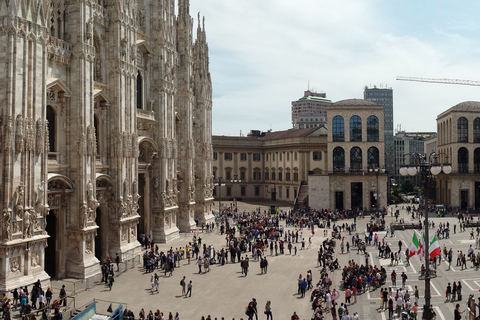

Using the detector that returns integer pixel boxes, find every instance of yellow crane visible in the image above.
[396,76,480,87]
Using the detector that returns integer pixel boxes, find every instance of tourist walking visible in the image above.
[185,281,192,297]
[264,301,272,320]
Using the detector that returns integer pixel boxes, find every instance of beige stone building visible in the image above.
[0,0,214,291]
[315,99,387,211]
[436,101,480,209]
[212,128,327,205]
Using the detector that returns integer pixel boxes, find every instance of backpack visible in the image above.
[180,279,184,286]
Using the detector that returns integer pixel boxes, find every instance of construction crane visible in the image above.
[396,76,480,87]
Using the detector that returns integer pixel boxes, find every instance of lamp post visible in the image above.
[230,175,241,213]
[214,177,225,215]
[400,152,451,320]
[369,164,386,220]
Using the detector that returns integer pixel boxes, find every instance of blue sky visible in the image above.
[189,0,480,136]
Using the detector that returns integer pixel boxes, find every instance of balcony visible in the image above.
[47,37,72,65]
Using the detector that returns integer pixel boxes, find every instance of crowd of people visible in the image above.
[0,280,65,320]
[8,202,480,320]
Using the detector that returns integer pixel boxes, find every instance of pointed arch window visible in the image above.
[46,106,56,152]
[350,147,362,172]
[458,117,468,143]
[137,71,143,109]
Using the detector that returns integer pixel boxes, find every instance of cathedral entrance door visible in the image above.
[45,211,57,278]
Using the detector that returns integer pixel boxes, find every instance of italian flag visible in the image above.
[409,233,419,258]
[417,232,425,262]
[429,234,441,259]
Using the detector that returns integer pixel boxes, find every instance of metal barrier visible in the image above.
[116,253,142,275]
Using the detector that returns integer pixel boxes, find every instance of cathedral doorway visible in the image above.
[95,208,102,262]
[45,211,57,278]
[138,174,146,236]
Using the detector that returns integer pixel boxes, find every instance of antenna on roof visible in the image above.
[308,80,310,90]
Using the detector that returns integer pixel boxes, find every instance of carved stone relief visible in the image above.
[3,209,11,241]
[10,257,19,273]
[31,252,39,267]
[15,115,24,153]
[4,115,14,151]
[35,119,44,154]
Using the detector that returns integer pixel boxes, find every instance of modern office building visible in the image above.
[393,131,436,183]
[291,90,332,129]
[0,0,214,290]
[436,101,480,209]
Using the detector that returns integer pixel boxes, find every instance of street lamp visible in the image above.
[400,152,451,320]
[369,164,386,219]
[230,175,242,213]
[214,177,225,215]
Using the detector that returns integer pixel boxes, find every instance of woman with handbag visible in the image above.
[264,301,272,320]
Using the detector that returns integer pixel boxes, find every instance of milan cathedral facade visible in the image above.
[0,0,214,290]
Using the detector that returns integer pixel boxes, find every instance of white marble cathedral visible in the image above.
[0,0,214,291]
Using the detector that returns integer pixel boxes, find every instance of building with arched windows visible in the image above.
[436,101,480,209]
[310,99,387,211]
[0,0,214,291]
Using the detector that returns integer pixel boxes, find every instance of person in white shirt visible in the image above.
[342,310,350,320]
[396,296,403,315]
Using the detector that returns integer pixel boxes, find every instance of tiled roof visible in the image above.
[260,127,323,140]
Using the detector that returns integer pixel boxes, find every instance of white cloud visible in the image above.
[190,0,480,135]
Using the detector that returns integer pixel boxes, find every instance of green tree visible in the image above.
[401,178,415,194]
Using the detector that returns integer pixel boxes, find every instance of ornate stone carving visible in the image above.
[15,115,24,153]
[130,224,135,239]
[85,239,92,254]
[47,89,57,102]
[31,252,39,267]
[78,128,87,155]
[23,209,33,238]
[35,181,45,214]
[3,209,11,241]
[45,120,50,152]
[10,257,19,273]
[153,177,160,206]
[121,225,127,241]
[14,182,25,220]
[81,203,88,228]
[85,18,93,40]
[4,115,14,151]
[33,212,41,231]
[25,118,35,152]
[87,125,93,156]
[35,119,44,154]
